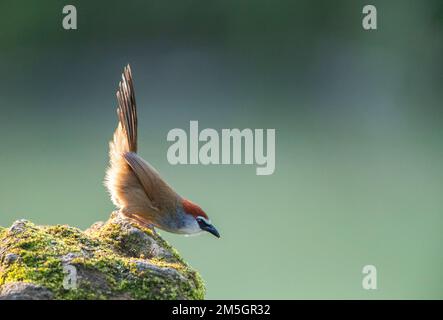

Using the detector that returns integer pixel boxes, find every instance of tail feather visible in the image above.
[116,64,137,153]
[105,64,140,208]
[105,65,181,225]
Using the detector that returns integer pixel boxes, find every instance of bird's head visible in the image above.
[181,199,220,238]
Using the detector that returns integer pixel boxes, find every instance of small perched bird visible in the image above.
[105,65,219,238]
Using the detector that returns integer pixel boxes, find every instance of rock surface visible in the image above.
[0,212,204,300]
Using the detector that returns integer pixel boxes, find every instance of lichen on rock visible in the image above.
[0,212,205,300]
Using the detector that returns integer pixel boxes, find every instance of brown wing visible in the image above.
[124,152,180,213]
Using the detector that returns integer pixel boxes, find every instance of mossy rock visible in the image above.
[0,212,205,300]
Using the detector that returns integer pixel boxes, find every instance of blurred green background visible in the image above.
[0,0,442,299]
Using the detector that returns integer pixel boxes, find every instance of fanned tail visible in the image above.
[105,64,139,207]
[116,64,137,153]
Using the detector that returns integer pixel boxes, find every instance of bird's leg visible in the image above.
[119,209,158,235]
[147,224,158,235]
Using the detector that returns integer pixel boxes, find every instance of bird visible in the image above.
[104,65,220,238]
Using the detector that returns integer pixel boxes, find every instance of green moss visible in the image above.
[0,217,205,300]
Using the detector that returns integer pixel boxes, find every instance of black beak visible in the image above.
[201,223,220,238]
